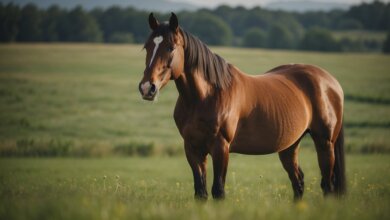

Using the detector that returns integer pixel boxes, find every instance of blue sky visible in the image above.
[173,0,389,8]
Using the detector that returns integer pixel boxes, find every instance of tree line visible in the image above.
[1,1,390,52]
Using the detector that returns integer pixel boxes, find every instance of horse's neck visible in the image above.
[174,69,214,104]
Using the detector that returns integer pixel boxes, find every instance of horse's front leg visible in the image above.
[184,142,208,200]
[211,137,229,199]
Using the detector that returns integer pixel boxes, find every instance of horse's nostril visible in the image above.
[138,82,143,94]
[150,84,157,94]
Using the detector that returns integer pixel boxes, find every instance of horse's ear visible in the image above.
[149,13,159,30]
[169,12,178,32]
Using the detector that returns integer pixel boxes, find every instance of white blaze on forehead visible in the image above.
[149,36,164,67]
[140,81,151,95]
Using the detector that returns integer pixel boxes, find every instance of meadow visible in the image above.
[1,152,389,220]
[0,44,389,219]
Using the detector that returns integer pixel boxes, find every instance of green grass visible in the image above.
[0,44,389,155]
[0,44,182,152]
[1,149,389,219]
[0,44,390,219]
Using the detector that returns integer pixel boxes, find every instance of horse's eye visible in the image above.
[167,46,174,52]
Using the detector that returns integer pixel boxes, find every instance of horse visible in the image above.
[138,13,346,200]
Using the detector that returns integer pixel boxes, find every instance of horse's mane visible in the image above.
[180,28,232,90]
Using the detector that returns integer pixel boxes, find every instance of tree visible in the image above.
[296,11,332,29]
[380,3,390,30]
[124,10,150,43]
[0,1,389,50]
[236,8,272,37]
[92,6,125,42]
[383,31,390,54]
[60,6,102,42]
[273,13,305,48]
[346,1,388,30]
[41,5,63,41]
[0,3,20,42]
[242,28,266,48]
[300,27,341,52]
[213,6,248,37]
[267,24,295,49]
[186,12,233,46]
[17,3,42,41]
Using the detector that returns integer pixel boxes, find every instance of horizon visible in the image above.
[1,0,390,10]
[174,0,390,8]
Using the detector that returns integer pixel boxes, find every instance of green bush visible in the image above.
[383,31,390,53]
[114,142,155,157]
[300,27,341,52]
[0,138,72,157]
[242,28,267,48]
[339,38,365,51]
[107,32,134,44]
[361,142,390,154]
[162,145,184,157]
[0,139,186,157]
[267,24,295,49]
[337,18,363,30]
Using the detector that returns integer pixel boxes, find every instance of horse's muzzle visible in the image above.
[139,81,158,101]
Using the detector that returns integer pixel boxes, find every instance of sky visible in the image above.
[173,0,390,8]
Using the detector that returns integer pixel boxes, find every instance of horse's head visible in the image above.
[139,13,184,101]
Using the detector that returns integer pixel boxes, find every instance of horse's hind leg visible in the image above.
[279,141,305,200]
[311,134,335,196]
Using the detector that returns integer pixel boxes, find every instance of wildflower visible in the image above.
[296,201,308,212]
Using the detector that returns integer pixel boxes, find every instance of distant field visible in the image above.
[0,44,390,219]
[0,44,389,155]
[332,30,387,42]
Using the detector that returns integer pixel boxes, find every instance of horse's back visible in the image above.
[263,64,343,106]
[265,64,342,92]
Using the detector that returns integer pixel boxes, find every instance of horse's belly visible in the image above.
[229,117,307,155]
[229,139,279,155]
[229,133,286,155]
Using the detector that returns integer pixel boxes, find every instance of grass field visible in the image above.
[0,44,389,155]
[1,151,389,219]
[0,44,390,219]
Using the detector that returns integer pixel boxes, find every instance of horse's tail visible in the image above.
[333,122,346,196]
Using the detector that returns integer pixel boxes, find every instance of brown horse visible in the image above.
[138,13,346,200]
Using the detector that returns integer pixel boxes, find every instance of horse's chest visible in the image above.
[174,108,220,147]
